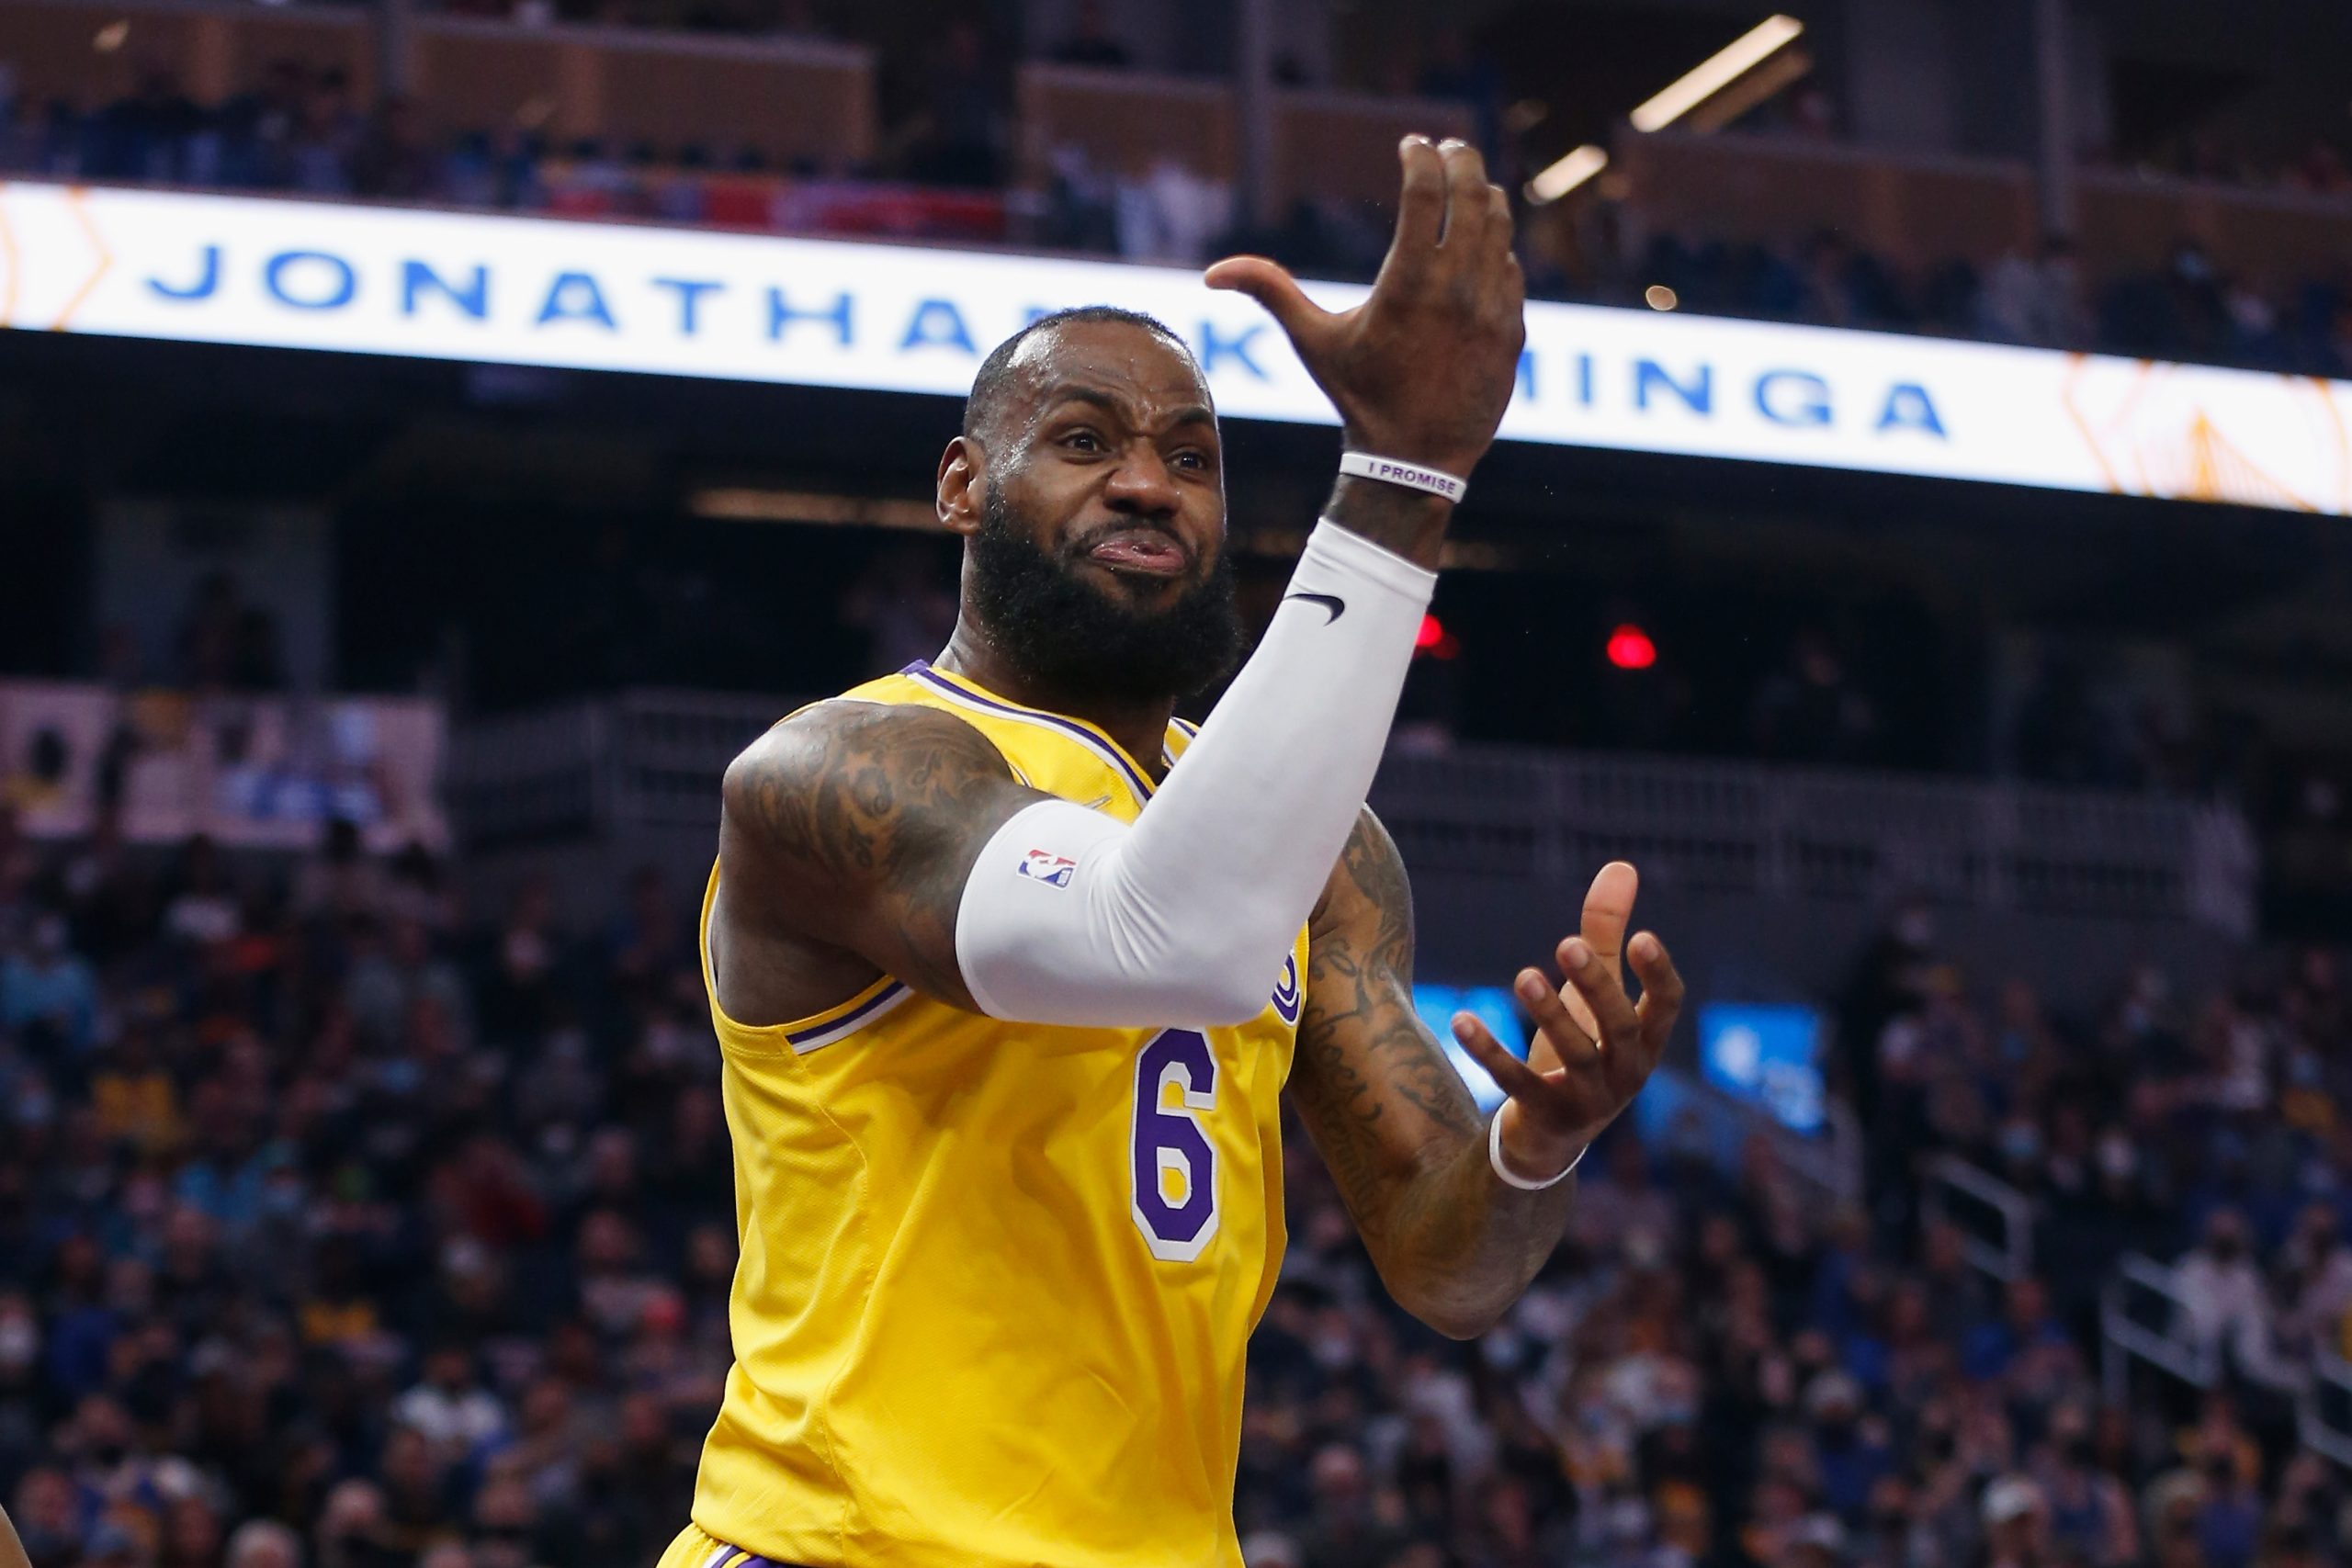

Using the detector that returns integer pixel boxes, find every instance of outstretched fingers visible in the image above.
[1562,939,1640,1040]
[1202,254,1338,355]
[1557,936,1652,1104]
[1379,134,1448,286]
[1516,964,1599,1060]
[1452,1010,1552,1101]
[1433,139,1492,256]
[1627,930,1685,1072]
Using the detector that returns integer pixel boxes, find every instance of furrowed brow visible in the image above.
[1036,385,1216,436]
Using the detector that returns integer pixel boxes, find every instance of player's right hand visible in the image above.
[1204,136,1527,482]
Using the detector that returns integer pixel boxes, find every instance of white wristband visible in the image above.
[1339,451,1468,504]
[1489,1111,1587,1191]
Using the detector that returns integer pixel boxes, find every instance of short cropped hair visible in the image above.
[962,305,1193,442]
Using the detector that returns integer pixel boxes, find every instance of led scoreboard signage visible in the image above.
[4,182,2346,514]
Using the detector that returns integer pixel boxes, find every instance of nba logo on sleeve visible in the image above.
[1019,850,1077,888]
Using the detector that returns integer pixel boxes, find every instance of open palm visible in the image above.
[1450,862,1683,1182]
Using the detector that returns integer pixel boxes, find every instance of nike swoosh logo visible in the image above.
[1285,592,1346,624]
[1077,794,1114,811]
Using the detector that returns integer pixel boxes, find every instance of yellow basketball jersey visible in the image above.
[689,661,1304,1568]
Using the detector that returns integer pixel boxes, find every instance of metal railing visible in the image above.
[1922,1155,2033,1283]
[1370,747,2254,935]
[1792,1094,1866,1213]
[447,688,783,846]
[2100,1252,2220,1405]
[1631,1066,1864,1216]
[443,698,614,846]
[446,694,2256,936]
[2303,1350,2352,1468]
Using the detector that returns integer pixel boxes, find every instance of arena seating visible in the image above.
[0,798,2345,1568]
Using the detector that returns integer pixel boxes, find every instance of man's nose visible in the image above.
[1102,446,1180,515]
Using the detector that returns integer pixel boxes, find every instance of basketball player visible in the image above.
[662,137,1682,1568]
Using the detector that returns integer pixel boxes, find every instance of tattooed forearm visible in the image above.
[1290,810,1577,1338]
[722,702,1038,1004]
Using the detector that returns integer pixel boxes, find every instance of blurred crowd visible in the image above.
[0,795,2348,1568]
[1237,908,2352,1568]
[3,50,2349,378]
[1558,229,2352,383]
[0,815,727,1568]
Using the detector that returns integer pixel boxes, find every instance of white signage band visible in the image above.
[2,181,2347,515]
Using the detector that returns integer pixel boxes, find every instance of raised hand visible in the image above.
[1204,136,1527,480]
[1450,862,1683,1183]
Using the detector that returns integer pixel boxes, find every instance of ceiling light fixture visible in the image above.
[1629,14,1804,133]
[1523,143,1609,206]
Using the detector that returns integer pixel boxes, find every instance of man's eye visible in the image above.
[1173,450,1210,471]
[1065,431,1102,452]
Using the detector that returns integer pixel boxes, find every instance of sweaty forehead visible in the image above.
[1000,321,1212,432]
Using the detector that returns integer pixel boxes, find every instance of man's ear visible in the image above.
[938,436,984,536]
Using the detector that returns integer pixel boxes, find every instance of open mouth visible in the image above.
[1083,528,1191,578]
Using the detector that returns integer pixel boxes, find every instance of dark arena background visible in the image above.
[4,0,2352,1564]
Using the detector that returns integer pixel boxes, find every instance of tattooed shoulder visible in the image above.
[723,702,1018,937]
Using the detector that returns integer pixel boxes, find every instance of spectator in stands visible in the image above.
[291,817,387,927]
[289,69,360,196]
[2190,1422,2267,1568]
[607,864,690,1012]
[91,70,200,185]
[160,834,241,949]
[393,1341,509,1464]
[2034,1403,2140,1568]
[1049,0,1132,70]
[216,60,308,190]
[2174,1208,2277,1381]
[2272,1202,2352,1362]
[1984,1475,2053,1568]
[1115,157,1236,265]
[350,96,437,201]
[0,912,97,1057]
[902,20,1004,189]
[1981,234,2089,348]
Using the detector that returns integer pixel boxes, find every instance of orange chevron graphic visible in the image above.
[2173,412,2315,511]
[2059,354,2122,495]
[2061,357,2352,513]
[50,186,113,332]
[2313,375,2352,515]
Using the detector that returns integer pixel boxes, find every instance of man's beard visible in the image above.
[967,488,1245,705]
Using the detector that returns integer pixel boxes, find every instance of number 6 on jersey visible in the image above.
[1131,1030,1218,1261]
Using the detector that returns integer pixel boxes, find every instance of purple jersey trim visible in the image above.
[781,979,910,1048]
[902,661,1157,802]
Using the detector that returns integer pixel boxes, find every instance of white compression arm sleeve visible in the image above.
[953,519,1437,1028]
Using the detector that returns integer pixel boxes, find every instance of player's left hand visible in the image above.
[1449,862,1683,1183]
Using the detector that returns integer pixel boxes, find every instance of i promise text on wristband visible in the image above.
[1339,451,1469,504]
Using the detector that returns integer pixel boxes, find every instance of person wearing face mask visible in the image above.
[2275,1202,2352,1361]
[0,911,98,1057]
[2172,1209,2275,1381]
[1838,902,1940,1144]
[2035,1405,2138,1568]
[1983,1476,2053,1568]
[0,1292,36,1479]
